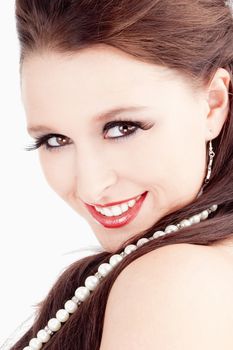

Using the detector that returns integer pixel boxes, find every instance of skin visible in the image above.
[21,44,230,253]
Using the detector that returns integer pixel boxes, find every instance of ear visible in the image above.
[204,67,231,141]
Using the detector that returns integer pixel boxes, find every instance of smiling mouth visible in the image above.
[84,191,148,229]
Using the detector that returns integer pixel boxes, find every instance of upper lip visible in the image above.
[86,191,147,208]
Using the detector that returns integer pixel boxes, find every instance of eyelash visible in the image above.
[25,119,153,152]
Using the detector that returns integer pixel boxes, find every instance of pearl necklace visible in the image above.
[23,204,218,350]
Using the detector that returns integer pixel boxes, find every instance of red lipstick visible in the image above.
[84,191,148,229]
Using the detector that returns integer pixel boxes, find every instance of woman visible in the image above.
[10,0,233,349]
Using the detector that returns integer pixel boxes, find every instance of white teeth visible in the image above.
[101,207,114,217]
[128,199,136,208]
[94,194,143,217]
[120,203,129,213]
[100,205,126,217]
[111,206,123,216]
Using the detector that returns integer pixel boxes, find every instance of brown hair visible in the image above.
[12,0,233,349]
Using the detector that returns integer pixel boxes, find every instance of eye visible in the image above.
[104,122,137,139]
[47,136,69,147]
[25,133,72,152]
[103,120,153,141]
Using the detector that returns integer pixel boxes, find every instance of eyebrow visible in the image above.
[27,105,149,134]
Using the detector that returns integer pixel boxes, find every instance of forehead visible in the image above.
[21,44,179,98]
[20,45,192,129]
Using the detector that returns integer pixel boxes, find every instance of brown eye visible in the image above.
[104,122,138,139]
[25,133,73,152]
[119,124,135,135]
[47,136,70,147]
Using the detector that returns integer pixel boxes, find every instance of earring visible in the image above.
[204,139,216,185]
[197,137,216,198]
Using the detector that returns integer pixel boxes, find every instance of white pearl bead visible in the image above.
[29,338,42,349]
[56,309,70,322]
[75,286,91,301]
[180,219,192,228]
[72,296,79,303]
[124,244,137,255]
[165,225,178,233]
[109,254,123,267]
[200,210,209,220]
[85,275,100,291]
[153,231,165,238]
[64,300,78,313]
[211,204,218,211]
[98,263,113,277]
[37,329,51,343]
[189,214,201,224]
[48,318,61,332]
[136,238,149,247]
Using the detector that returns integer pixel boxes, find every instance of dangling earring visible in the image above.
[197,136,216,198]
[204,139,215,185]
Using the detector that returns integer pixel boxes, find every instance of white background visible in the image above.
[0,2,101,346]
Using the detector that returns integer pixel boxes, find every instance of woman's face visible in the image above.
[21,45,211,252]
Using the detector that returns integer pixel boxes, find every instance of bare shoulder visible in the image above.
[100,243,233,350]
[108,243,233,300]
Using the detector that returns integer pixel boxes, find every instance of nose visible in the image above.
[74,147,118,205]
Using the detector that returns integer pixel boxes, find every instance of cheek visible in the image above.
[129,119,206,196]
[160,141,206,192]
[38,151,74,199]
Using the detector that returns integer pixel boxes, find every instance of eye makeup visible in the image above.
[25,118,154,152]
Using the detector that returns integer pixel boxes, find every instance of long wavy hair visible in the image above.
[12,0,233,349]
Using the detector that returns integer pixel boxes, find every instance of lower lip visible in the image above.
[85,192,148,229]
